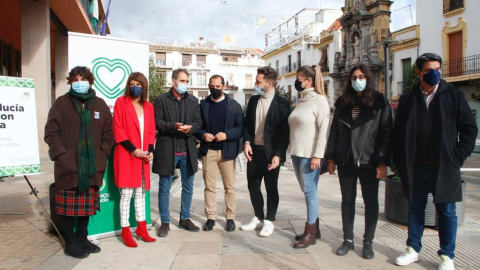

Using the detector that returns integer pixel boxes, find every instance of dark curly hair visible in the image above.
[66,66,95,85]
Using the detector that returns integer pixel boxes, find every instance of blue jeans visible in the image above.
[158,154,195,223]
[407,165,457,259]
[292,156,320,224]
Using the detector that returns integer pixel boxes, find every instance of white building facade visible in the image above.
[416,0,480,150]
[261,9,343,107]
[150,44,264,108]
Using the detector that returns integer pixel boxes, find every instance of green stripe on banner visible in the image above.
[0,76,34,88]
[0,164,41,177]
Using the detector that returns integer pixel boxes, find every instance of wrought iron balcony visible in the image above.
[280,61,304,76]
[442,54,480,78]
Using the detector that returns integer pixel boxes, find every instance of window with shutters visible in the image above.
[443,0,464,14]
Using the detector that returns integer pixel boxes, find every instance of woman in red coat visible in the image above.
[113,72,156,247]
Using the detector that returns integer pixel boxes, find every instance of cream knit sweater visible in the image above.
[288,88,330,158]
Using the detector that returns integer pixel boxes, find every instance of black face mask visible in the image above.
[294,79,305,92]
[209,88,223,100]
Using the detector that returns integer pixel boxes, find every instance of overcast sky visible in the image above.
[108,0,416,50]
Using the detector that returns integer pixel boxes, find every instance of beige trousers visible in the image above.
[202,149,236,220]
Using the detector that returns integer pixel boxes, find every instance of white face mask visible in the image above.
[351,79,367,92]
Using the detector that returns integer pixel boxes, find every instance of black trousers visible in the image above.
[337,162,379,242]
[246,146,280,221]
[61,215,90,246]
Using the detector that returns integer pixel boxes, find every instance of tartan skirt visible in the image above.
[55,187,100,216]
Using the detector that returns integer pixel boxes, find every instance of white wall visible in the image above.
[417,0,480,57]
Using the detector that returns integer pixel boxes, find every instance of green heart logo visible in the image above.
[32,164,40,173]
[0,77,8,86]
[8,78,16,86]
[0,167,5,176]
[26,80,34,88]
[17,79,26,87]
[4,167,13,175]
[14,166,24,175]
[92,57,132,99]
[24,165,32,173]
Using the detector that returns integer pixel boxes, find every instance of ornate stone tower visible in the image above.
[331,0,392,98]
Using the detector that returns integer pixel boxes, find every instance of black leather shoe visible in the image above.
[78,238,101,253]
[336,240,354,256]
[363,241,374,259]
[226,219,236,232]
[64,242,90,259]
[203,219,215,231]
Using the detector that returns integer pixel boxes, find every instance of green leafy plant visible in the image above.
[148,57,166,102]
[275,84,293,106]
[403,63,420,94]
[469,79,480,103]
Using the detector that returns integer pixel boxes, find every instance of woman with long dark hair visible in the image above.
[288,65,330,248]
[325,63,392,259]
[113,72,156,247]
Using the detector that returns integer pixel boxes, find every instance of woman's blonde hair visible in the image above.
[297,65,326,96]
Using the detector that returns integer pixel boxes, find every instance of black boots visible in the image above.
[336,239,354,256]
[295,218,320,241]
[363,240,374,259]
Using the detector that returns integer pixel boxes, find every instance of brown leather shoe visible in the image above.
[157,223,170,237]
[295,218,320,241]
[293,222,317,249]
[179,219,200,232]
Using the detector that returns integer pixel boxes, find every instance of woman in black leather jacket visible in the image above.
[325,63,392,260]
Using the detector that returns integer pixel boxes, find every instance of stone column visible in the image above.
[54,30,69,99]
[21,0,51,158]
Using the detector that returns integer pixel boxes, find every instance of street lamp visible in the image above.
[380,40,397,101]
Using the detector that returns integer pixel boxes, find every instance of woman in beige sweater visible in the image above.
[288,65,330,248]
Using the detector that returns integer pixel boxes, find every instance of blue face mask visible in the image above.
[130,85,143,97]
[175,80,188,94]
[351,79,367,92]
[422,69,441,86]
[254,85,264,95]
[72,81,90,94]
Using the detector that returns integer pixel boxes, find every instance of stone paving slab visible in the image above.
[0,155,479,269]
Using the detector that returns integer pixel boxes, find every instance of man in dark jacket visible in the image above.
[393,53,477,270]
[152,68,202,237]
[198,75,243,232]
[240,66,290,237]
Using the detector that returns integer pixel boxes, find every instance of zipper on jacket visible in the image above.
[357,120,373,167]
[340,120,351,129]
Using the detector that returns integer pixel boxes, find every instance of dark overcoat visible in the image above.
[393,80,477,203]
[152,89,202,175]
[44,92,115,191]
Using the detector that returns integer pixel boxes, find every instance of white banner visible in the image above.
[68,32,149,112]
[0,76,41,177]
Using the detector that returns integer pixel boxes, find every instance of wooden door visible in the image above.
[449,31,463,76]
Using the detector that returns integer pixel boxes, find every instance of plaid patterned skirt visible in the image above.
[55,187,100,216]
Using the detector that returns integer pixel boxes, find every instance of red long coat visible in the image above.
[113,96,155,190]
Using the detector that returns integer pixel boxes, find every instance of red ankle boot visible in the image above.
[135,221,156,242]
[121,227,138,248]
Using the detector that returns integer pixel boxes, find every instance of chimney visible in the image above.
[199,37,204,46]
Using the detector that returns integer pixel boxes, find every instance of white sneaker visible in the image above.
[438,255,454,270]
[240,216,263,231]
[280,166,288,171]
[395,246,421,266]
[259,220,275,237]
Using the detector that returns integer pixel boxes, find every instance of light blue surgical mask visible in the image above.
[72,81,90,94]
[351,79,367,92]
[174,80,188,94]
[254,85,264,95]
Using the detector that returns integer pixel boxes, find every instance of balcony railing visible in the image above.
[280,61,304,76]
[443,0,464,14]
[442,54,480,78]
